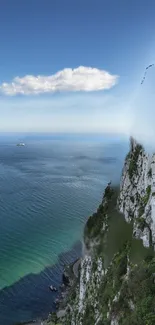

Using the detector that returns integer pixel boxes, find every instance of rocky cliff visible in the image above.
[50,138,155,325]
[119,137,155,248]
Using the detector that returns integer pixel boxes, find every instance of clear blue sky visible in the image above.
[0,0,155,137]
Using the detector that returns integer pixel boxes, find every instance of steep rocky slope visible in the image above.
[49,138,155,325]
[119,137,155,248]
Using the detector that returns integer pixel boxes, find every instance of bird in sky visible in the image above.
[146,64,154,70]
[141,63,154,84]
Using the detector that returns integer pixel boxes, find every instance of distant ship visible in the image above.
[16,143,25,146]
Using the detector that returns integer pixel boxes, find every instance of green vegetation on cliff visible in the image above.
[84,185,115,242]
[128,144,143,180]
[48,183,155,325]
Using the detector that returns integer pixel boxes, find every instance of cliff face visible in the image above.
[119,137,155,248]
[59,139,155,325]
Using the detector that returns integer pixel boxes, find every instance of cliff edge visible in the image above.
[48,138,155,325]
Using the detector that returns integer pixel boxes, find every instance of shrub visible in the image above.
[138,185,151,218]
[142,185,151,206]
[128,144,143,180]
[148,168,152,178]
[137,217,146,231]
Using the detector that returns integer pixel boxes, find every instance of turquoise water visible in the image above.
[0,133,128,324]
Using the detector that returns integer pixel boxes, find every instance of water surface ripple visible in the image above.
[0,134,128,324]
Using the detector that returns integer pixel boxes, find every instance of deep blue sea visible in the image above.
[0,133,129,325]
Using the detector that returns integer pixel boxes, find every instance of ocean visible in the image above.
[0,133,129,325]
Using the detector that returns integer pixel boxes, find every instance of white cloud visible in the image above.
[0,66,118,96]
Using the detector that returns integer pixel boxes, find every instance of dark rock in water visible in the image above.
[49,285,57,292]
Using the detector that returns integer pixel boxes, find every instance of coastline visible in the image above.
[0,241,82,325]
[18,257,82,325]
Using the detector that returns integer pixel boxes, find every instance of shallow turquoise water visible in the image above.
[0,133,128,324]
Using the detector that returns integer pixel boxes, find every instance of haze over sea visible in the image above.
[0,133,128,325]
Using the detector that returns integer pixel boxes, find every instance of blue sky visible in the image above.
[0,0,155,138]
